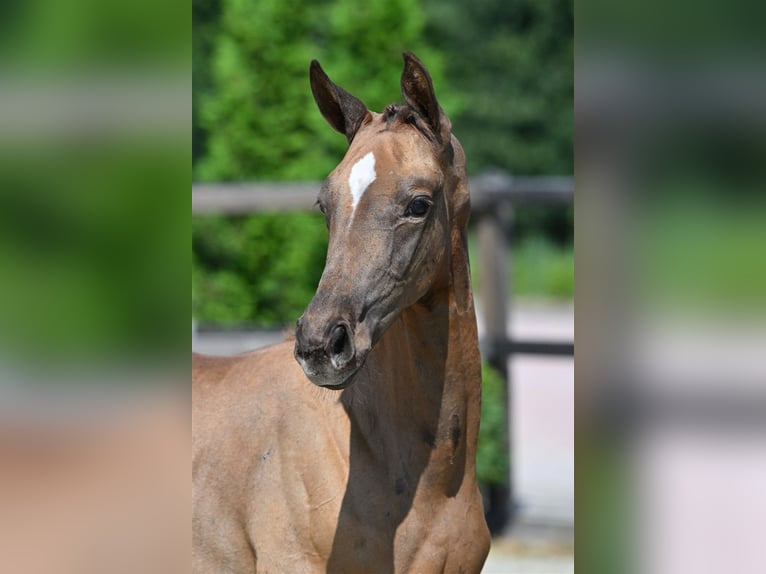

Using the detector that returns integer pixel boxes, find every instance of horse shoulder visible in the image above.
[193,341,309,458]
[193,341,351,571]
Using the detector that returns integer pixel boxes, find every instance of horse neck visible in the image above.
[341,222,482,488]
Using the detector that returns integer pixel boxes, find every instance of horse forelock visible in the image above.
[381,103,450,154]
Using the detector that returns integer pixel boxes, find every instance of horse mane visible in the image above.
[383,103,437,143]
[383,103,454,165]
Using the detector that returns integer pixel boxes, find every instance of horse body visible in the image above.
[193,53,490,573]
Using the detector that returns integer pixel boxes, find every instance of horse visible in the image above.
[193,52,491,573]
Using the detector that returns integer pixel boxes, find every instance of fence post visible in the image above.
[477,197,515,534]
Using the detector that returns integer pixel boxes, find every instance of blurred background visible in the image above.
[1,0,762,572]
[578,0,766,573]
[191,0,573,572]
[0,0,189,572]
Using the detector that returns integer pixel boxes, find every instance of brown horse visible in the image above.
[193,52,490,573]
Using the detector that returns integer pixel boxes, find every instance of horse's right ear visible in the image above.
[310,60,370,144]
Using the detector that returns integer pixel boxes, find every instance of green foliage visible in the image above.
[195,0,447,183]
[193,0,452,327]
[193,0,220,164]
[512,236,575,298]
[0,143,187,365]
[195,0,323,181]
[193,213,328,326]
[639,196,766,310]
[478,362,509,486]
[423,0,574,250]
[578,440,630,574]
[2,0,186,68]
[319,0,458,119]
[469,235,574,299]
[423,0,573,176]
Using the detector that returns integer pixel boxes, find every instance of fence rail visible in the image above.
[192,172,574,532]
[192,173,573,213]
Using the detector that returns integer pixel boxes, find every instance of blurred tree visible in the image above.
[1,0,186,68]
[423,0,573,247]
[192,213,329,326]
[192,0,448,326]
[195,0,449,182]
[195,0,321,181]
[477,363,510,487]
[192,0,220,164]
[423,0,573,176]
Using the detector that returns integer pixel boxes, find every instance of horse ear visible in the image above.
[310,60,369,143]
[400,52,451,144]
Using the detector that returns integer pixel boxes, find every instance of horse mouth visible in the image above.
[294,346,367,390]
[301,366,358,390]
[316,374,357,390]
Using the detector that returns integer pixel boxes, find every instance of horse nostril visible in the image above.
[327,324,354,368]
[294,318,321,363]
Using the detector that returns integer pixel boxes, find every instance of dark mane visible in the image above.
[383,103,410,123]
[383,103,437,142]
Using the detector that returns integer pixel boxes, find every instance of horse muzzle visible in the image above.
[294,315,369,388]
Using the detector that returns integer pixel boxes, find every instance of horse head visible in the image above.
[294,52,470,389]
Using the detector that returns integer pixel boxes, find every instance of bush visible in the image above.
[512,236,575,298]
[192,213,328,326]
[477,362,509,487]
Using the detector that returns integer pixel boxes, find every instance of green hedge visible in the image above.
[193,213,328,326]
[478,362,509,487]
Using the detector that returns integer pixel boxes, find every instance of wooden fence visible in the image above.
[192,171,574,532]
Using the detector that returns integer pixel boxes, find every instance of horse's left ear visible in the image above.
[400,52,451,145]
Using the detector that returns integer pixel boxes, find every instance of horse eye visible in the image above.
[315,201,330,228]
[405,197,431,218]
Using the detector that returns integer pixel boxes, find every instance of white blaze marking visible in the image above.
[348,152,376,212]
